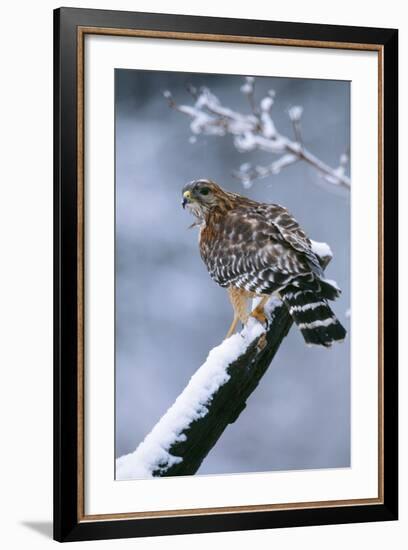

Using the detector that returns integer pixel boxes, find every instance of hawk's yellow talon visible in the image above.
[249,295,269,326]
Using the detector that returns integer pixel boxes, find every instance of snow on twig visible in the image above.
[163,79,350,191]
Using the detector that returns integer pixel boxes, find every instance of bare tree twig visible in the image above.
[163,80,350,191]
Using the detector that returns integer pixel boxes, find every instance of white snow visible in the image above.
[260,111,277,139]
[239,162,252,172]
[240,76,255,94]
[288,105,303,121]
[115,318,266,480]
[310,241,341,294]
[240,82,253,94]
[310,240,333,260]
[234,132,257,152]
[268,154,297,175]
[260,96,274,111]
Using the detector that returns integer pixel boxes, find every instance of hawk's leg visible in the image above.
[225,316,239,339]
[249,295,269,326]
[226,287,249,338]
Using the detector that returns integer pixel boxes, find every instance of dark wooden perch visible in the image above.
[153,300,292,476]
[116,245,332,479]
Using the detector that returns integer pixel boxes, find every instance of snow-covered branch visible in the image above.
[116,316,269,479]
[163,78,350,191]
[116,243,333,480]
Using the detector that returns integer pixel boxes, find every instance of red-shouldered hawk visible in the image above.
[182,179,346,347]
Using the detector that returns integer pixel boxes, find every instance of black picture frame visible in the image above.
[54,7,398,542]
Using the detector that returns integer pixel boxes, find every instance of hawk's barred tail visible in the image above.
[281,286,347,347]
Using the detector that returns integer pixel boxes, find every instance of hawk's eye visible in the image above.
[200,187,210,196]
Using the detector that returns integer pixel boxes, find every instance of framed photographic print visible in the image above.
[53,7,398,542]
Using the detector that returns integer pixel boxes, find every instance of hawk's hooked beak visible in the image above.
[182,190,192,209]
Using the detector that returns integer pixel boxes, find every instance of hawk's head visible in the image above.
[182,179,232,220]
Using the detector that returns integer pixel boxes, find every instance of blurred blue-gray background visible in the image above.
[115,69,350,476]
